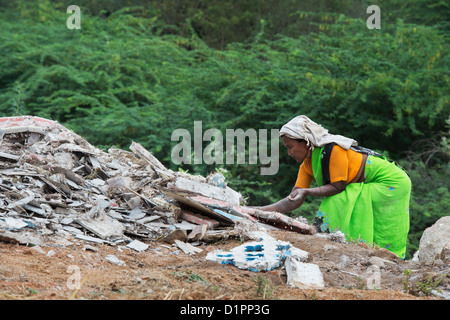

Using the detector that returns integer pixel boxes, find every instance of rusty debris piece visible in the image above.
[0,116,314,250]
[237,207,316,235]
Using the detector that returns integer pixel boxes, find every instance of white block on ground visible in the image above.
[285,256,324,289]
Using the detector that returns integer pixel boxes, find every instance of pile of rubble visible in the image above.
[0,116,315,253]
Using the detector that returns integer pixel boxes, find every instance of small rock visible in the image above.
[83,245,98,252]
[375,248,399,261]
[433,259,444,267]
[161,229,187,243]
[439,243,450,263]
[29,245,46,255]
[126,239,149,252]
[46,249,56,257]
[419,216,450,262]
[338,254,350,268]
[104,254,126,266]
[369,256,386,269]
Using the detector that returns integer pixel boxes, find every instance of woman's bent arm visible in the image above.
[257,181,347,213]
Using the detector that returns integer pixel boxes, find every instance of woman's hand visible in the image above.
[255,188,306,213]
[287,188,307,204]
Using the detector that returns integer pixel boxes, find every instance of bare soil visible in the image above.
[0,229,447,301]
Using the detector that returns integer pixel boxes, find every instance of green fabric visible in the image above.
[312,151,411,259]
[311,147,324,186]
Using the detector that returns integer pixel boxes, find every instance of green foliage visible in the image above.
[252,275,275,299]
[377,0,450,33]
[398,134,450,258]
[171,270,209,285]
[403,269,450,297]
[0,1,448,260]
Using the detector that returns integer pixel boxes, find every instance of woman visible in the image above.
[259,115,411,259]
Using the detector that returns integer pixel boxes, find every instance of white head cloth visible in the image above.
[279,115,358,150]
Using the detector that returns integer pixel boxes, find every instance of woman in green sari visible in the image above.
[259,116,411,259]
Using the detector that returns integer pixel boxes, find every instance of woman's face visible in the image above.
[281,136,310,163]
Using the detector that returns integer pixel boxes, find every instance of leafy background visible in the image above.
[0,0,448,258]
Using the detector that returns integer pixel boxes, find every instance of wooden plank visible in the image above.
[180,211,220,229]
[238,207,316,235]
[163,190,234,225]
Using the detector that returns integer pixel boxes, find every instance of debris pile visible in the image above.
[0,116,315,250]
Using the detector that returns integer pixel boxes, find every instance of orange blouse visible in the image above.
[295,145,363,188]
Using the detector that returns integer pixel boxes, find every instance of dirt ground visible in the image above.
[0,229,447,301]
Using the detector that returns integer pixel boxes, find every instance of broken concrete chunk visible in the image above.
[285,256,325,289]
[171,177,242,206]
[75,234,104,244]
[288,246,309,262]
[136,215,162,224]
[129,141,167,172]
[187,224,207,241]
[0,230,43,246]
[174,220,198,231]
[56,143,96,155]
[23,204,49,217]
[106,176,133,190]
[175,240,203,255]
[128,207,146,220]
[127,196,142,210]
[29,245,47,255]
[62,225,83,235]
[105,254,126,266]
[53,153,75,170]
[0,217,29,230]
[88,155,102,169]
[75,212,124,240]
[126,239,149,252]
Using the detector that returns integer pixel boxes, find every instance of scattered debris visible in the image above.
[206,228,315,289]
[0,116,314,253]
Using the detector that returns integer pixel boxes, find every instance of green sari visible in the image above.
[311,147,411,259]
